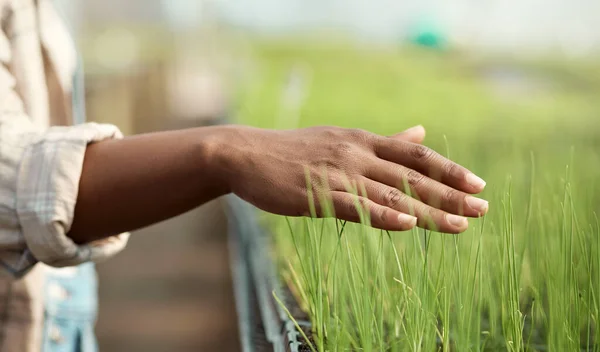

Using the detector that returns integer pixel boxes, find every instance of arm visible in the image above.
[69,124,488,244]
[69,126,230,243]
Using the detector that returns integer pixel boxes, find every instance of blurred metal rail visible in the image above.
[227,195,309,352]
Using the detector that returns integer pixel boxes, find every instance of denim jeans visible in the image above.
[35,2,99,350]
[42,263,98,352]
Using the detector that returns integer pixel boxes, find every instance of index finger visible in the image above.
[374,138,486,194]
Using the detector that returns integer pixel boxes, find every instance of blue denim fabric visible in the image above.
[41,46,98,351]
[42,263,98,352]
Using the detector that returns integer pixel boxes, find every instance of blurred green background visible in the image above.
[235,39,600,213]
[59,0,600,350]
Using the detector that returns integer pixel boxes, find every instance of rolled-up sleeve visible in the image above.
[0,109,129,276]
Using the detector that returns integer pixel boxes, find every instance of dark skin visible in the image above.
[68,124,488,244]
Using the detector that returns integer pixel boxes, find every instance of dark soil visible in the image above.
[297,325,318,352]
[281,279,310,321]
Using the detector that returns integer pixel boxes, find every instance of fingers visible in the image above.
[375,138,486,194]
[330,191,417,231]
[391,125,426,144]
[357,178,469,234]
[366,160,489,217]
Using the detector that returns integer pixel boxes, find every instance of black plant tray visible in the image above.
[227,196,311,352]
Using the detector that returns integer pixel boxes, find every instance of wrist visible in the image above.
[198,124,251,195]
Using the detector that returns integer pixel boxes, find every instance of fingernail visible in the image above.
[404,125,425,134]
[466,173,486,190]
[446,214,468,228]
[465,196,489,215]
[398,213,418,226]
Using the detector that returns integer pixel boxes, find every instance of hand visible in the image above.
[218,125,488,233]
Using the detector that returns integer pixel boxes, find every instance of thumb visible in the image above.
[391,125,426,144]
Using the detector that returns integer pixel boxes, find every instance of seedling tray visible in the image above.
[227,196,311,352]
[226,196,600,352]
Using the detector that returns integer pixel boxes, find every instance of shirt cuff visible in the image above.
[16,122,130,267]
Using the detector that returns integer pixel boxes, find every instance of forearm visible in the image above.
[68,125,235,244]
[68,123,487,244]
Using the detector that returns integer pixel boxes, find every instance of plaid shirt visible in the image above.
[0,0,129,350]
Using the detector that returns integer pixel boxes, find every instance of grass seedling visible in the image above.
[246,40,600,352]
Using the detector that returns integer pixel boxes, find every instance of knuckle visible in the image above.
[343,196,361,216]
[346,128,365,138]
[444,161,460,178]
[405,169,426,188]
[384,188,404,209]
[346,128,363,137]
[347,128,365,138]
[410,144,435,162]
[321,159,339,172]
[347,128,375,145]
[356,196,369,209]
[332,141,357,159]
[304,167,321,183]
[379,207,390,223]
[419,207,437,226]
[442,187,460,203]
[321,126,342,139]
